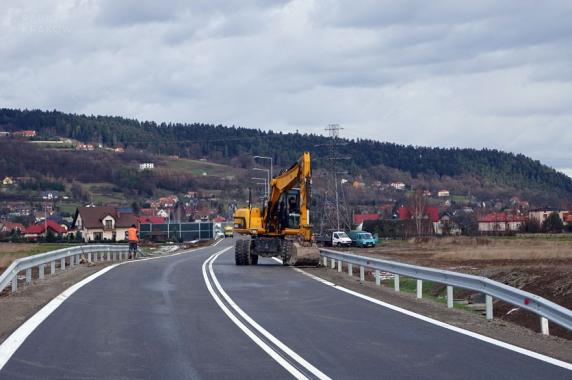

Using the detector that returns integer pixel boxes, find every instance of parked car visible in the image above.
[316,231,352,247]
[348,230,376,248]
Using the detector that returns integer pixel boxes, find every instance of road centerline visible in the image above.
[203,248,331,380]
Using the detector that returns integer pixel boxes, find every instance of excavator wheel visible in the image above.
[235,240,250,266]
[280,240,292,266]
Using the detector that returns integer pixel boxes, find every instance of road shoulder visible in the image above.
[303,266,572,364]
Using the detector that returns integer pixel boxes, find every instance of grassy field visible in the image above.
[0,243,79,270]
[165,158,237,177]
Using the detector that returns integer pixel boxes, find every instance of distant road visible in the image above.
[1,239,570,379]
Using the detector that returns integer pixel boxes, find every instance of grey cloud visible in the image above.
[1,0,572,172]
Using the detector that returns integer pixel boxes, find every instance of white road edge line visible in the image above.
[272,258,572,371]
[209,250,331,380]
[202,248,310,379]
[0,239,225,372]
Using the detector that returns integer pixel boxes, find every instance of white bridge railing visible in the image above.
[319,248,572,336]
[0,245,129,294]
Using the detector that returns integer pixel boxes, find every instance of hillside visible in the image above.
[1,108,571,206]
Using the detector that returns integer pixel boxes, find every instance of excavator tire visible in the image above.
[245,240,253,265]
[288,242,321,266]
[280,240,292,266]
[235,240,250,266]
[234,240,243,265]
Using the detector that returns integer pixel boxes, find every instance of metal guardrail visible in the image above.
[319,248,572,335]
[0,245,129,294]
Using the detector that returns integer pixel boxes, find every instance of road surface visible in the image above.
[0,239,570,379]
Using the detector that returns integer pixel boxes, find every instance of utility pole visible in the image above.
[325,124,346,231]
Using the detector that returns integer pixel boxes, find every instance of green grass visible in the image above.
[380,277,470,310]
[0,243,81,269]
[164,158,237,177]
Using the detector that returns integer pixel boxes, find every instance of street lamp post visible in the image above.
[253,168,270,197]
[251,177,268,198]
[253,155,273,186]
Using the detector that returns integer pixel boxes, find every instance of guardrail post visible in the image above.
[485,295,493,320]
[348,263,353,276]
[113,251,118,261]
[106,248,111,261]
[88,252,92,262]
[360,266,365,283]
[416,279,422,299]
[76,254,80,265]
[394,274,400,292]
[375,270,381,286]
[70,254,74,267]
[331,258,336,269]
[337,260,342,272]
[26,268,32,284]
[39,264,45,280]
[11,275,17,293]
[51,260,56,275]
[61,257,65,271]
[447,286,454,308]
[541,317,550,335]
[323,257,327,267]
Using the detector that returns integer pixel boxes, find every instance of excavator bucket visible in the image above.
[287,243,321,266]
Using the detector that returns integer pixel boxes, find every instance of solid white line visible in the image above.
[201,249,309,379]
[0,240,225,372]
[0,264,120,371]
[273,258,572,371]
[209,251,331,380]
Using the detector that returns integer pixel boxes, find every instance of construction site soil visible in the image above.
[330,236,572,340]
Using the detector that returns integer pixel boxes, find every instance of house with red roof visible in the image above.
[0,222,25,234]
[353,213,380,228]
[139,216,166,224]
[24,220,67,240]
[478,212,528,234]
[72,206,138,242]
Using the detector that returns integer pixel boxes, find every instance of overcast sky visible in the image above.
[1,1,572,174]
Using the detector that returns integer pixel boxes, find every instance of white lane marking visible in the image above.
[272,258,572,371]
[209,251,331,380]
[202,249,309,379]
[0,241,227,371]
[0,264,119,371]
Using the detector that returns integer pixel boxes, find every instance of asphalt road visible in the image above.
[1,239,571,379]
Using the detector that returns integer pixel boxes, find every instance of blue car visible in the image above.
[348,230,376,248]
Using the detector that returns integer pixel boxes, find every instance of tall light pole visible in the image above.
[253,156,273,185]
[253,168,270,198]
[251,177,268,198]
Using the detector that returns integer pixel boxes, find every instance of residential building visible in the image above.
[72,206,138,242]
[478,213,528,234]
[2,177,14,186]
[353,213,380,230]
[76,144,95,151]
[13,130,36,137]
[139,216,166,224]
[0,222,25,234]
[24,220,67,240]
[41,191,60,200]
[390,182,406,190]
[139,162,154,170]
[437,190,450,197]
[528,209,567,223]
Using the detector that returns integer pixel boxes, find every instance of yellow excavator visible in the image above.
[233,151,320,266]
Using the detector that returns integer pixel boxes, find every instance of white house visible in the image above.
[139,163,154,170]
[72,206,138,242]
[438,190,450,197]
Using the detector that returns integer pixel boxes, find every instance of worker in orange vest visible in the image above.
[128,224,139,259]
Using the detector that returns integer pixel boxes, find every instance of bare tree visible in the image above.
[411,188,427,237]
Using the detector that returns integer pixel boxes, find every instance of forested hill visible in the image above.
[1,108,571,197]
